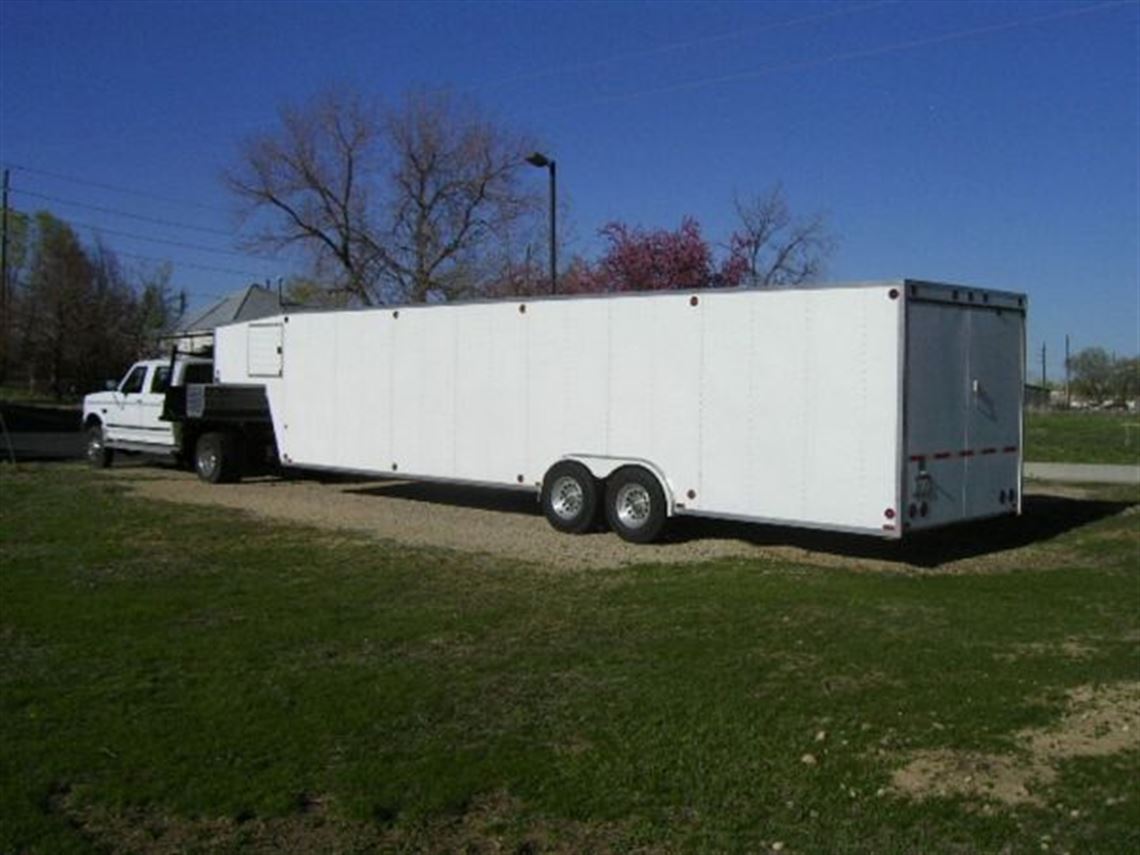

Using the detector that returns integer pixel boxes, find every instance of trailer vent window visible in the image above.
[247,323,283,377]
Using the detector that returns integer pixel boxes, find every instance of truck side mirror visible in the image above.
[105,380,117,391]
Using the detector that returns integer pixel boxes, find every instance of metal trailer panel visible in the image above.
[902,284,1025,531]
[214,284,913,535]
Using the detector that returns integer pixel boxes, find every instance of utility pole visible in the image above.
[1,168,10,383]
[1065,334,1071,409]
[1041,341,1046,386]
[524,152,557,294]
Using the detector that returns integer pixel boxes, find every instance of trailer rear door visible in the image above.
[904,290,1024,530]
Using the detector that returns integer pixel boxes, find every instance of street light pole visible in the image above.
[526,152,557,294]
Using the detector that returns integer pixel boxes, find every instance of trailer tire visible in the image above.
[605,466,667,544]
[541,460,600,534]
[85,424,113,469]
[195,431,243,484]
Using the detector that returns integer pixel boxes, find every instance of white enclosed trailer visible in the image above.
[190,280,1025,542]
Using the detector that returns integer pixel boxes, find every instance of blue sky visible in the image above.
[1,0,1136,376]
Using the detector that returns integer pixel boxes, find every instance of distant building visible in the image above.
[1024,383,1051,410]
[160,284,295,354]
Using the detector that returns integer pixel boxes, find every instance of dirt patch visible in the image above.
[103,467,1130,573]
[890,681,1140,805]
[992,640,1099,663]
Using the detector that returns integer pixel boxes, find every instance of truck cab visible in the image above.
[83,356,213,466]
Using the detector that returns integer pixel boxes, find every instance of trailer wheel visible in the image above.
[605,466,667,544]
[541,461,600,534]
[195,431,243,484]
[85,424,113,469]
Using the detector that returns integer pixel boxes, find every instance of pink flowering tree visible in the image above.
[563,217,747,294]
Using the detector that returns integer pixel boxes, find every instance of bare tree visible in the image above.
[379,92,539,302]
[227,89,382,304]
[227,88,539,305]
[729,185,835,286]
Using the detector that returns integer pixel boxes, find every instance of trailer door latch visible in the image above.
[914,471,933,499]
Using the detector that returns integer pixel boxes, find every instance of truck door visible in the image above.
[109,363,148,440]
[139,364,175,445]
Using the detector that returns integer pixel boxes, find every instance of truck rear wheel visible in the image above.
[85,425,113,469]
[195,431,243,484]
[605,466,667,544]
[541,461,600,534]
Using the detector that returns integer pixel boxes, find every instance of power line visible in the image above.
[10,188,237,238]
[5,178,295,288]
[461,0,899,93]
[553,0,1132,112]
[2,162,232,214]
[110,247,270,280]
[67,217,275,261]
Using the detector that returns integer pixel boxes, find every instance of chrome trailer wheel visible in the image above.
[541,460,600,534]
[605,466,667,544]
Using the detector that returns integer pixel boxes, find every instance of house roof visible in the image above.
[167,284,287,336]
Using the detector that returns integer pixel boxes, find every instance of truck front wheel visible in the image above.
[86,425,113,469]
[605,466,667,544]
[195,431,243,484]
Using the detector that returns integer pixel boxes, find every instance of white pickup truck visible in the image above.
[82,356,212,466]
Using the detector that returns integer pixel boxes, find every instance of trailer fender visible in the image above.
[561,455,676,517]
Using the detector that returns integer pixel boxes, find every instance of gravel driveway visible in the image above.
[108,467,762,570]
[103,466,1114,573]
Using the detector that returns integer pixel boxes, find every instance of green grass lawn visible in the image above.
[1025,410,1140,465]
[2,465,1138,854]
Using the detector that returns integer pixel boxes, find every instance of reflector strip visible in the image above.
[911,445,1021,459]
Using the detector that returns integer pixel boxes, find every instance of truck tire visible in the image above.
[541,460,600,534]
[195,431,243,484]
[85,424,113,469]
[605,466,667,544]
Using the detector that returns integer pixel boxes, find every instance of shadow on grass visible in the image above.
[338,477,1134,567]
[665,493,1136,567]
